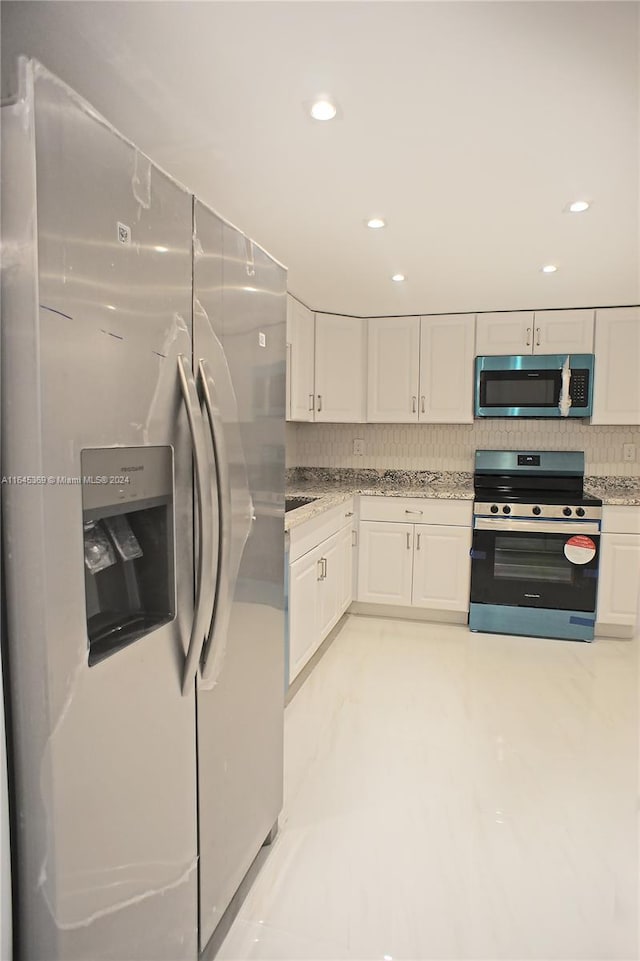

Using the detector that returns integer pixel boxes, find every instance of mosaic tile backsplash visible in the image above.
[286,421,640,477]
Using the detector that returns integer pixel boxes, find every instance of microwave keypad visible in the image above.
[569,370,589,408]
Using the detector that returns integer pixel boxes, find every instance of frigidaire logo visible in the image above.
[121,465,144,472]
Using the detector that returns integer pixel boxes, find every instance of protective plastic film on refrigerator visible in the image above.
[1,57,285,960]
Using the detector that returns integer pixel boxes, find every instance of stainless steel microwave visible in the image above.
[474,354,595,418]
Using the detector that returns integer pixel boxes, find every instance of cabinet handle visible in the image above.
[406,532,411,550]
[317,394,322,412]
[405,509,423,515]
[352,530,358,547]
[308,393,315,411]
[536,326,541,347]
[416,532,421,550]
[526,327,532,347]
[322,557,327,579]
[317,559,323,581]
[412,396,417,413]
[421,395,426,413]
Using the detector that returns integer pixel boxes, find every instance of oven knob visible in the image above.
[490,505,499,513]
[576,507,585,517]
[502,505,511,514]
[563,507,572,516]
[532,506,541,515]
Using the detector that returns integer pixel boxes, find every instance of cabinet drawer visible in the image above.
[602,505,640,535]
[359,496,472,527]
[289,498,355,562]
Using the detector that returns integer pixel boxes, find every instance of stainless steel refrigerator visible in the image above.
[1,58,286,959]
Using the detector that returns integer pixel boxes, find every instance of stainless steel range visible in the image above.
[469,450,602,641]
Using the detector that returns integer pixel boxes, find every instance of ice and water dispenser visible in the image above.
[81,447,175,665]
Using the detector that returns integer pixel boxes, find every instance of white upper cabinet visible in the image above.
[367,316,420,421]
[419,314,475,423]
[315,314,367,422]
[476,309,594,355]
[591,307,640,425]
[533,309,594,354]
[366,314,475,423]
[286,295,315,421]
[475,311,535,355]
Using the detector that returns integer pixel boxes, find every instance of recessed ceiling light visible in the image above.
[105,304,117,310]
[366,218,386,229]
[541,264,558,274]
[310,99,337,121]
[568,200,590,213]
[154,245,169,253]
[391,273,406,283]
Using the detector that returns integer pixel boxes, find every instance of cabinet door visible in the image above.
[419,314,475,423]
[337,523,354,616]
[315,314,366,422]
[367,316,420,422]
[411,525,472,611]
[288,547,322,683]
[286,295,315,421]
[591,307,640,425]
[357,521,413,605]
[597,533,640,629]
[475,311,534,355]
[533,309,594,355]
[317,531,342,640]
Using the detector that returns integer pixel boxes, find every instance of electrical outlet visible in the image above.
[353,439,365,456]
[623,443,636,462]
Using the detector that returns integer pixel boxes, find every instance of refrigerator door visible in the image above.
[1,61,198,959]
[193,202,286,951]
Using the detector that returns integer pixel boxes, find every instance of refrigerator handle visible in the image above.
[177,355,214,696]
[198,358,232,684]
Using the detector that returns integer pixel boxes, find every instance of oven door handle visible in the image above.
[474,518,600,536]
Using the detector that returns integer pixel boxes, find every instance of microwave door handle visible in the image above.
[177,355,214,696]
[198,358,233,684]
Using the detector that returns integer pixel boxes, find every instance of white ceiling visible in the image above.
[2,1,639,316]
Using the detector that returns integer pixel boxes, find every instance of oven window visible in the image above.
[494,535,573,583]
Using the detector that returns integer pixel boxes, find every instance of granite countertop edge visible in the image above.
[285,472,640,531]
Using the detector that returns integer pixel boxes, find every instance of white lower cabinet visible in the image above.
[412,525,472,611]
[356,498,472,613]
[288,500,356,684]
[288,548,322,683]
[596,505,640,636]
[357,521,414,605]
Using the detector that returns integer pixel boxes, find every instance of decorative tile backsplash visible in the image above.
[286,421,640,477]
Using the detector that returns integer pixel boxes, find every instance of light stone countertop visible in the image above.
[284,469,640,531]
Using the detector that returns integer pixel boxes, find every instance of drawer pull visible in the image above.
[345,511,354,517]
[405,509,423,515]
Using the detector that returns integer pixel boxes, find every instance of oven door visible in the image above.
[470,518,600,612]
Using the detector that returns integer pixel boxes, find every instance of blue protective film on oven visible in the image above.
[470,550,487,560]
[569,616,595,627]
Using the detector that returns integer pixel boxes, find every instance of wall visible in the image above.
[286,421,640,477]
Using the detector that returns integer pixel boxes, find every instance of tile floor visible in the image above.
[218,616,639,960]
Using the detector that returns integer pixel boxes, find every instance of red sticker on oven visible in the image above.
[564,535,596,565]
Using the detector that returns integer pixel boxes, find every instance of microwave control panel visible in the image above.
[569,369,590,408]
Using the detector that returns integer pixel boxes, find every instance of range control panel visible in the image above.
[474,501,602,521]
